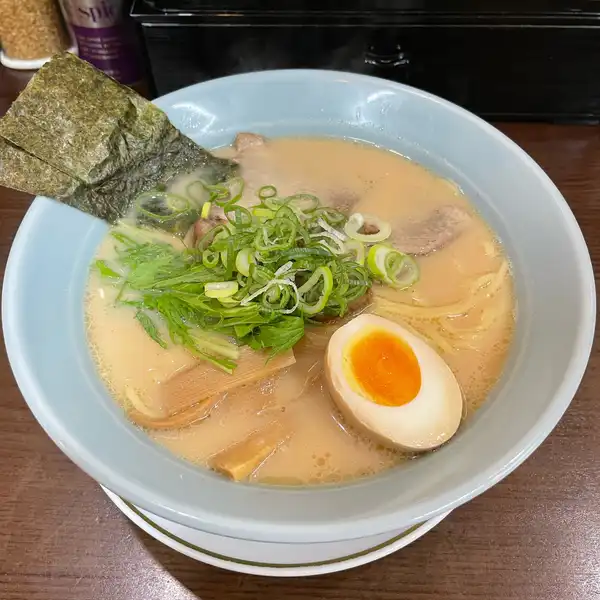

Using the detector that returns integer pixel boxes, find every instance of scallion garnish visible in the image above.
[344,213,392,243]
[96,180,419,372]
[367,244,420,289]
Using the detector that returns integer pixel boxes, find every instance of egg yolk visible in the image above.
[347,329,421,407]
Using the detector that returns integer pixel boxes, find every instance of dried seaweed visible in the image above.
[0,52,237,223]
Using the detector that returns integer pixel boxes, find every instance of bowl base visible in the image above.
[102,486,450,577]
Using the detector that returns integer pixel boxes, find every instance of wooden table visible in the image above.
[0,66,598,600]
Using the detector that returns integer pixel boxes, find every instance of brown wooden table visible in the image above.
[0,65,598,600]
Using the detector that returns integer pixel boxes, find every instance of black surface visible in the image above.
[131,1,600,122]
[133,0,600,25]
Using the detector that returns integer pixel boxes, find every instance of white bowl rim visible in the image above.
[2,68,596,543]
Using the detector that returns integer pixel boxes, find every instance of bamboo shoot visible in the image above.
[127,396,219,430]
[160,348,295,415]
[209,420,291,481]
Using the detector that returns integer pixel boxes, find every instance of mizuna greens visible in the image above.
[94,178,419,372]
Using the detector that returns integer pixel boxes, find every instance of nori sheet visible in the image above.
[0,52,237,223]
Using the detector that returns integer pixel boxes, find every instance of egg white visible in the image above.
[325,314,463,451]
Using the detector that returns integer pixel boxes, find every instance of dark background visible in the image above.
[133,0,600,122]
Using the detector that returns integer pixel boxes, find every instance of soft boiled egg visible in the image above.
[324,314,463,452]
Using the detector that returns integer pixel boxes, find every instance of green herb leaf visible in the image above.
[135,310,167,349]
[152,264,221,289]
[95,259,121,280]
[243,316,305,356]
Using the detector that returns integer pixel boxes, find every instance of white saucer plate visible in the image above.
[102,486,450,577]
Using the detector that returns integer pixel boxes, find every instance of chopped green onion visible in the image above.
[367,244,419,289]
[235,247,255,277]
[344,213,392,243]
[203,182,229,203]
[258,185,278,200]
[274,261,293,278]
[250,264,275,285]
[263,196,287,211]
[275,205,300,223]
[367,244,390,279]
[136,191,192,221]
[313,207,346,226]
[186,180,207,203]
[252,207,275,219]
[202,177,245,209]
[196,223,229,250]
[285,193,320,214]
[262,283,291,310]
[201,201,212,219]
[274,247,331,262]
[205,281,239,298]
[218,297,241,307]
[310,231,346,254]
[317,217,346,241]
[254,218,297,253]
[223,177,245,207]
[240,279,300,314]
[298,265,334,315]
[226,205,253,228]
[344,239,366,266]
[224,236,236,279]
[202,249,220,269]
[134,191,198,237]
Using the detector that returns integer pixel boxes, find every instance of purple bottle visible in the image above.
[60,0,142,85]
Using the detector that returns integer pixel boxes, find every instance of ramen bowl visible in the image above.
[2,71,595,560]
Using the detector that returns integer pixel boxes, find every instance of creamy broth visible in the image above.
[87,137,514,485]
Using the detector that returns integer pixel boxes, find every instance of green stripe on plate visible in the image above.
[123,499,423,569]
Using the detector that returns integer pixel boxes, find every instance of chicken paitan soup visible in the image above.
[87,135,515,486]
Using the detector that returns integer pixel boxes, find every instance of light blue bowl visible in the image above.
[2,70,595,544]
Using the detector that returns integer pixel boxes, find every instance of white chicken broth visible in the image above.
[87,136,514,485]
